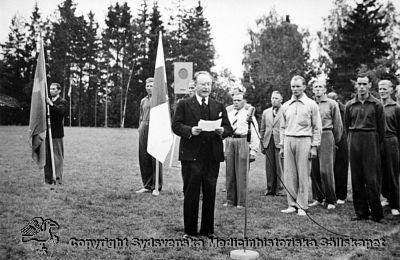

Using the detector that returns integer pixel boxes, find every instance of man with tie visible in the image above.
[172,71,233,239]
[44,83,68,184]
[260,91,284,196]
[224,90,259,208]
[279,75,322,216]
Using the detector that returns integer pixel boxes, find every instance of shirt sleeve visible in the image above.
[249,116,260,156]
[311,102,322,147]
[376,102,386,143]
[259,110,266,143]
[332,101,343,144]
[279,106,286,148]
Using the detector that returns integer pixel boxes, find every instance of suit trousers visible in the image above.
[334,132,349,200]
[265,137,283,195]
[349,131,383,220]
[182,159,219,236]
[138,121,162,190]
[284,136,312,210]
[311,131,337,204]
[225,137,248,207]
[44,138,64,184]
[381,136,400,210]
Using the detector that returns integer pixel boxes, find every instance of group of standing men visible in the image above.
[268,74,399,223]
[135,71,399,239]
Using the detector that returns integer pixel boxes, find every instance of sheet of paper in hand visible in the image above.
[198,119,222,131]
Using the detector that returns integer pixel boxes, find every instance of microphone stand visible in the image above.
[230,109,259,260]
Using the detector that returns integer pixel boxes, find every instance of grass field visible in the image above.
[1,126,399,259]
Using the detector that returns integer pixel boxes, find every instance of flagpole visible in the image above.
[41,38,57,185]
[153,162,160,196]
[169,134,177,168]
[69,78,72,127]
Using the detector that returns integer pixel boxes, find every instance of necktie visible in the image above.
[201,97,207,109]
[232,110,239,133]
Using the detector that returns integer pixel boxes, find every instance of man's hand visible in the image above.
[249,154,256,163]
[215,127,224,136]
[279,148,284,159]
[46,97,53,106]
[191,126,202,136]
[309,146,317,159]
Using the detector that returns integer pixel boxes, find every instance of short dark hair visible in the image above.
[356,73,371,83]
[51,83,62,91]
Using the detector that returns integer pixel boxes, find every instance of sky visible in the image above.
[0,0,397,78]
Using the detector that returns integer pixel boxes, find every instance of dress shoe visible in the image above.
[350,215,368,221]
[391,209,400,216]
[183,234,198,240]
[327,204,336,210]
[336,199,345,204]
[297,209,307,216]
[200,233,217,239]
[372,217,387,224]
[223,203,234,207]
[135,188,151,194]
[281,207,296,214]
[236,205,245,209]
[309,201,321,207]
[264,191,275,196]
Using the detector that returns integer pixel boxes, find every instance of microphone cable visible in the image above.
[251,120,350,238]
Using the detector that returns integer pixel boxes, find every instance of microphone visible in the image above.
[246,106,255,122]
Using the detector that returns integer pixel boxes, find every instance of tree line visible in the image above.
[0,0,215,127]
[242,0,400,113]
[1,0,400,125]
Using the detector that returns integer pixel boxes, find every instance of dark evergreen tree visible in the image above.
[102,2,132,126]
[329,0,390,97]
[181,1,215,72]
[48,0,78,97]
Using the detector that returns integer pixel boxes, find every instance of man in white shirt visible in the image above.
[279,75,322,216]
[224,91,259,208]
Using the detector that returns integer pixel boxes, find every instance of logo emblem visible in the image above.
[21,217,59,254]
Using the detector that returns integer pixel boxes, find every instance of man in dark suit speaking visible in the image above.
[172,71,233,239]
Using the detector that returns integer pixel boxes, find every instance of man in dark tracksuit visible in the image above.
[136,78,162,193]
[378,79,400,216]
[327,92,349,204]
[345,74,385,222]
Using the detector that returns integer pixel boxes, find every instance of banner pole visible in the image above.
[169,134,177,168]
[42,51,56,184]
[153,161,160,196]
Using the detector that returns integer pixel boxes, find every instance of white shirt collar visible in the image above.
[196,94,208,105]
[52,95,60,102]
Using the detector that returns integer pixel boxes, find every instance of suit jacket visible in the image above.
[48,97,68,139]
[260,106,282,149]
[172,96,233,162]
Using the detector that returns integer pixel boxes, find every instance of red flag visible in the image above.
[28,38,47,168]
[147,32,173,163]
